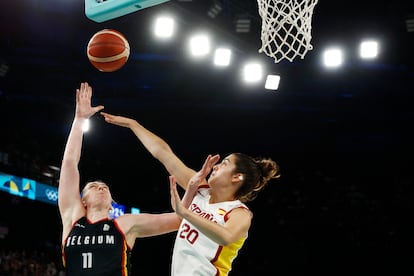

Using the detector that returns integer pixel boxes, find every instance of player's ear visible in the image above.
[232,174,244,183]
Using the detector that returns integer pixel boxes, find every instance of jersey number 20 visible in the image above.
[179,223,199,244]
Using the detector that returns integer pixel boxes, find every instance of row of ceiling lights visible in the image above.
[151,14,380,91]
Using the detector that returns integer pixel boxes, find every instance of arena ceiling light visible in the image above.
[82,119,90,132]
[359,40,379,59]
[235,15,251,33]
[406,17,414,32]
[213,48,232,66]
[154,15,175,38]
[188,33,211,57]
[323,47,343,68]
[207,1,222,18]
[242,62,263,83]
[265,74,281,90]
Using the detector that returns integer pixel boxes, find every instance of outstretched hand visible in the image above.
[169,154,220,216]
[194,154,220,181]
[187,154,220,189]
[169,176,184,215]
[100,112,135,128]
[76,82,104,119]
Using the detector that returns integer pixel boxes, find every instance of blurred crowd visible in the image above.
[0,248,64,276]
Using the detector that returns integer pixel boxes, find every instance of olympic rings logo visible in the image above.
[45,189,58,202]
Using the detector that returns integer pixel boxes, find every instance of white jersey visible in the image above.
[171,185,250,276]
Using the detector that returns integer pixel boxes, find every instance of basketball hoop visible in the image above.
[257,0,319,63]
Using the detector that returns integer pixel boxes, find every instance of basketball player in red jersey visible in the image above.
[58,82,204,275]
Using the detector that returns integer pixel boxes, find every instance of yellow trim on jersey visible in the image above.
[213,236,247,275]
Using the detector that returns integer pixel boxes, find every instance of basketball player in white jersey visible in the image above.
[101,111,281,275]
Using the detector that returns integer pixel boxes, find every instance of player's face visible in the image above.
[208,154,237,185]
[82,181,113,207]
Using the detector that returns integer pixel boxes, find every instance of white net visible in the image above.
[257,0,319,63]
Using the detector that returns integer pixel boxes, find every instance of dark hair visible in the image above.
[232,153,280,202]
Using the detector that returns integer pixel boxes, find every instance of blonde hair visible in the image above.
[81,180,116,204]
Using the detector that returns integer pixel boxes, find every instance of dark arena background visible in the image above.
[0,0,413,275]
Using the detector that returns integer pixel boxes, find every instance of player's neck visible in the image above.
[209,189,236,204]
[86,209,110,223]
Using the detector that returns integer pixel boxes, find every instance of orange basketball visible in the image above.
[87,29,130,72]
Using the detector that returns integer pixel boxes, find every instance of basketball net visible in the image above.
[257,0,319,63]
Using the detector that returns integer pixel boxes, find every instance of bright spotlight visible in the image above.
[214,48,231,66]
[154,16,175,38]
[360,40,378,59]
[189,34,210,57]
[323,48,343,68]
[265,74,280,90]
[243,62,262,83]
[82,119,90,132]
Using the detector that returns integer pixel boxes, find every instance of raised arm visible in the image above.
[172,179,251,245]
[58,82,104,239]
[100,112,195,190]
[171,154,220,209]
[169,154,250,245]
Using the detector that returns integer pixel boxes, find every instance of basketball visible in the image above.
[87,29,130,72]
